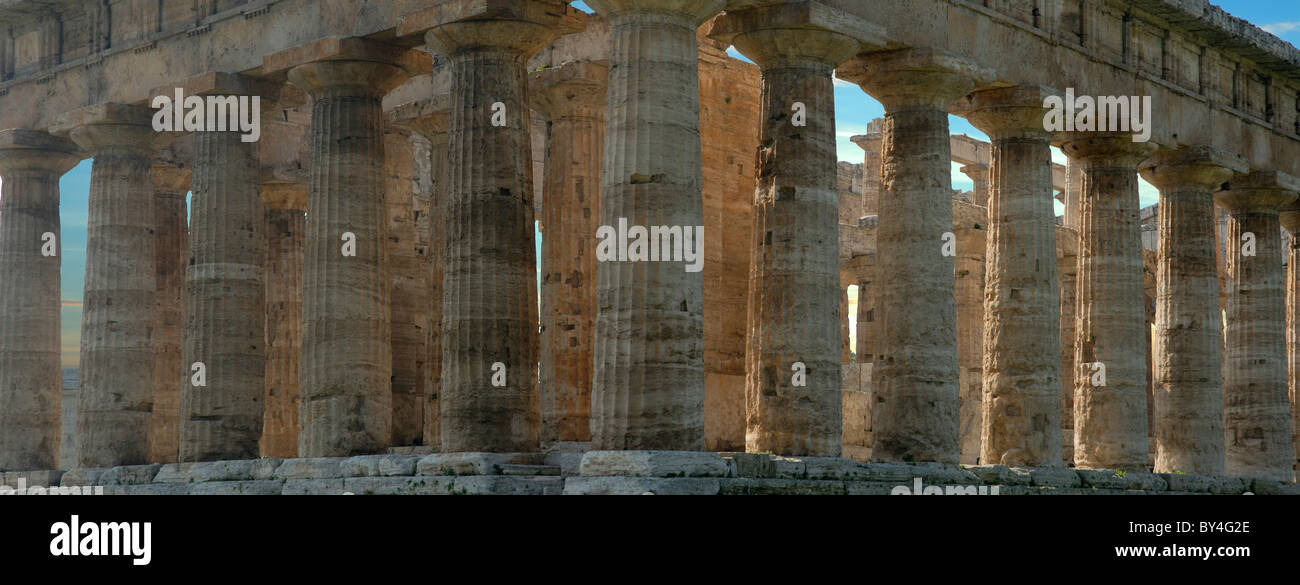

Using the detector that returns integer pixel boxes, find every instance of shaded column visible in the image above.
[958,86,1062,467]
[1282,201,1300,478]
[849,127,882,217]
[407,2,582,452]
[839,281,851,364]
[531,61,607,446]
[960,164,990,207]
[270,40,412,456]
[1057,227,1079,464]
[1059,133,1157,470]
[585,0,722,450]
[384,125,427,447]
[954,222,985,464]
[840,48,991,463]
[150,162,191,464]
[55,105,168,468]
[261,183,306,458]
[1215,171,1298,480]
[1138,146,1243,475]
[712,3,880,457]
[0,130,82,471]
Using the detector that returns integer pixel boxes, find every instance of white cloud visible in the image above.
[1263,22,1300,35]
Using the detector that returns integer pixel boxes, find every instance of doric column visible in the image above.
[150,161,191,464]
[179,75,267,462]
[953,222,985,465]
[582,0,722,450]
[531,61,607,446]
[1215,171,1299,481]
[54,104,170,468]
[1064,160,1083,230]
[261,183,306,458]
[839,48,992,464]
[1057,227,1079,464]
[1281,201,1300,478]
[1138,146,1243,475]
[400,2,582,452]
[0,129,82,471]
[960,163,990,207]
[268,39,414,456]
[1058,132,1157,470]
[712,3,881,457]
[384,125,428,447]
[957,86,1062,467]
[850,128,882,216]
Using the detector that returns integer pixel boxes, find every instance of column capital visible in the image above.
[958,163,988,180]
[849,132,881,152]
[954,85,1060,140]
[0,128,84,174]
[264,37,425,98]
[1215,170,1300,213]
[1057,132,1157,167]
[398,0,585,57]
[151,162,192,193]
[707,1,885,68]
[530,60,609,121]
[839,47,994,111]
[1280,200,1300,233]
[50,103,177,157]
[587,0,724,26]
[388,95,452,140]
[1137,145,1246,192]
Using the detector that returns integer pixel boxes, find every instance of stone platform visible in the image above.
[2,451,1296,495]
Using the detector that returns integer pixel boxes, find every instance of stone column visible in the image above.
[1057,227,1078,464]
[957,86,1062,467]
[840,48,991,464]
[384,125,428,447]
[1215,171,1298,481]
[261,183,306,458]
[180,87,266,462]
[1282,201,1300,478]
[406,2,581,453]
[531,61,607,446]
[953,222,986,465]
[1138,146,1242,475]
[1058,133,1157,470]
[150,162,191,464]
[840,281,851,364]
[584,0,722,450]
[712,3,879,457]
[850,129,882,217]
[55,105,168,468]
[960,163,990,207]
[0,130,81,471]
[271,40,411,457]
[1064,159,1083,230]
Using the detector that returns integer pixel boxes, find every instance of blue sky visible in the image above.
[3,0,1294,366]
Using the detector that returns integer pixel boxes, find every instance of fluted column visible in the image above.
[1282,202,1300,478]
[849,129,882,217]
[960,164,990,207]
[150,162,190,464]
[1059,133,1157,470]
[0,130,82,471]
[958,86,1062,467]
[261,183,306,458]
[1057,228,1078,464]
[531,61,607,446]
[954,223,985,465]
[1215,171,1298,481]
[384,125,427,447]
[56,105,168,468]
[281,51,408,457]
[584,0,722,450]
[1138,146,1242,475]
[412,3,580,453]
[840,48,991,463]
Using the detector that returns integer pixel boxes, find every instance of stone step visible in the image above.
[500,464,561,476]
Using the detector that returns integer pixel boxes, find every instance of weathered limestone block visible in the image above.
[150,163,190,464]
[383,125,427,447]
[1058,133,1157,470]
[578,450,730,478]
[399,1,584,452]
[957,86,1063,467]
[340,454,421,477]
[1215,171,1299,481]
[268,39,419,456]
[53,104,172,468]
[585,0,724,450]
[564,476,721,495]
[839,48,992,464]
[0,129,81,471]
[1139,146,1245,475]
[841,363,871,462]
[711,1,883,458]
[415,452,545,476]
[959,163,989,207]
[261,185,306,458]
[531,61,607,446]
